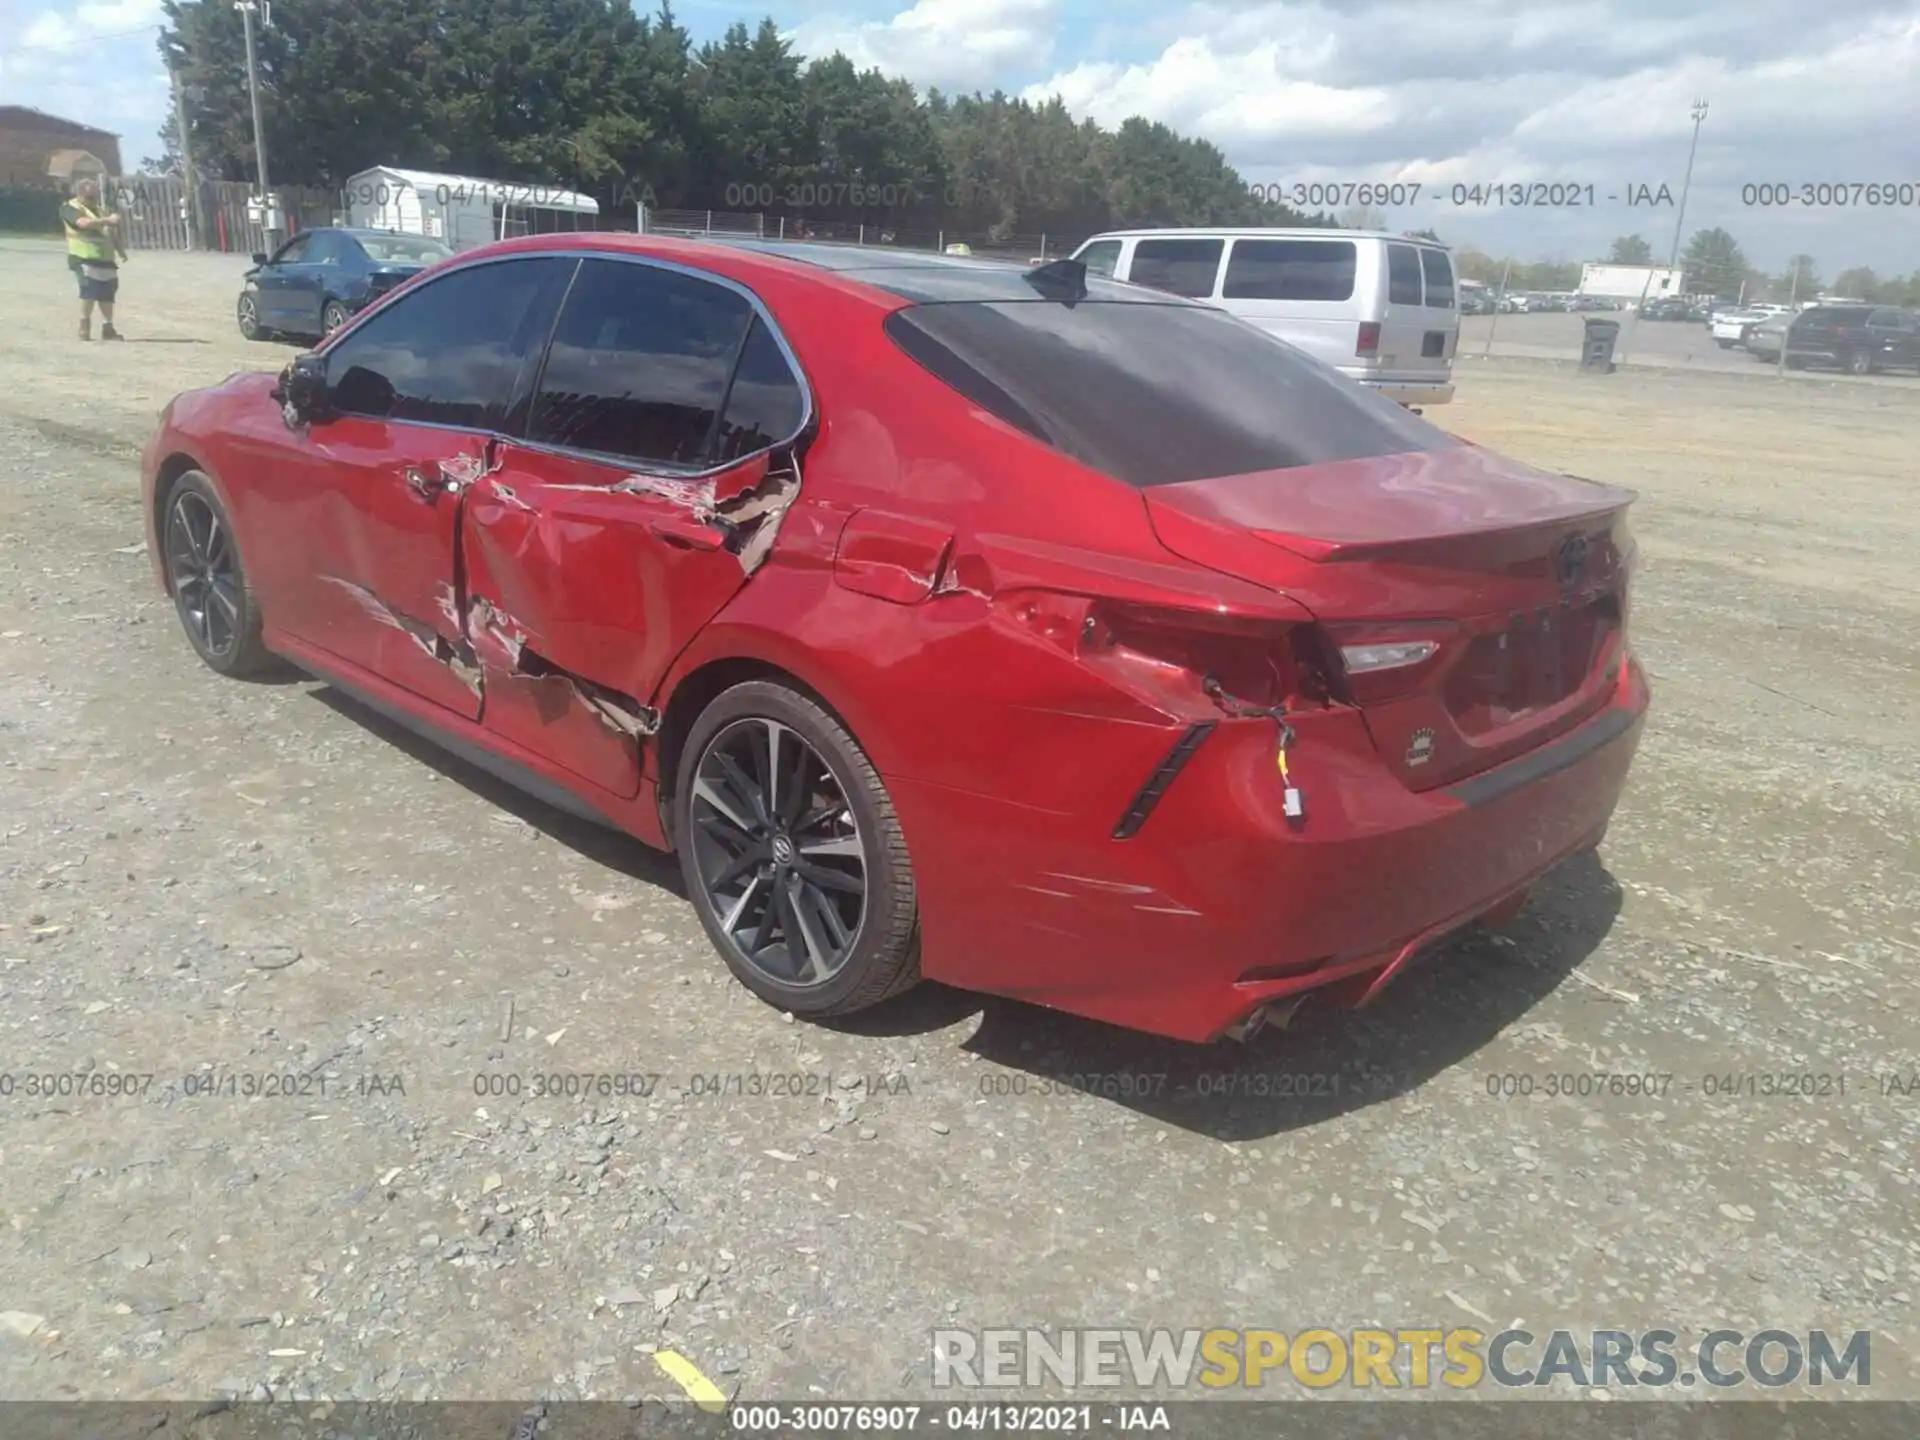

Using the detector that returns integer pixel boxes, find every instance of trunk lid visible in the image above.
[366,263,428,298]
[1144,443,1636,790]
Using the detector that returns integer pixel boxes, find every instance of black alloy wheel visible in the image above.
[163,471,273,676]
[676,681,919,1016]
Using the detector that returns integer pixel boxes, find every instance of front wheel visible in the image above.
[321,299,351,336]
[163,470,276,677]
[1846,350,1875,376]
[675,680,920,1017]
[236,292,269,341]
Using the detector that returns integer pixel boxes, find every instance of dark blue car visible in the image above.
[237,227,454,342]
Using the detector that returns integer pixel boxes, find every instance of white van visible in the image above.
[1070,227,1458,406]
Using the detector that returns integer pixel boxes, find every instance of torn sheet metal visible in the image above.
[466,595,527,672]
[547,454,802,577]
[611,473,719,516]
[323,574,483,701]
[466,594,659,740]
[321,576,443,665]
[726,455,802,576]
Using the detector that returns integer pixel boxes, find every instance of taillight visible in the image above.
[1356,321,1382,356]
[1324,620,1461,704]
[996,591,1338,716]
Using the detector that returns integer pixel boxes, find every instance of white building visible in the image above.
[342,166,600,251]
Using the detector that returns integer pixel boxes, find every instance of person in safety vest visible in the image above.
[62,177,125,342]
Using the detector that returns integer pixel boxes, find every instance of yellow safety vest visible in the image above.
[65,199,115,264]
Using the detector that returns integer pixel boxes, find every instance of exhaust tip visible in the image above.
[1222,994,1311,1044]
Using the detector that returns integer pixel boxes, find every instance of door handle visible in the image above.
[649,514,731,551]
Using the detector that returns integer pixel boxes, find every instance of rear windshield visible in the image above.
[1795,307,1863,325]
[884,300,1456,488]
[359,235,453,264]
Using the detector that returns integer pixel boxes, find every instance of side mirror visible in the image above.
[271,352,331,425]
[251,251,269,267]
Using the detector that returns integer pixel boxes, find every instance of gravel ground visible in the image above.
[0,238,1915,1406]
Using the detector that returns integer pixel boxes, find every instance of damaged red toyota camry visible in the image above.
[141,234,1648,1043]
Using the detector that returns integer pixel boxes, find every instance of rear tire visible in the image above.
[675,680,920,1017]
[1716,338,1734,349]
[162,470,275,678]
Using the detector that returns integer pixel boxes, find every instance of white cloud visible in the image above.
[21,0,163,51]
[1026,37,1392,140]
[790,0,1059,92]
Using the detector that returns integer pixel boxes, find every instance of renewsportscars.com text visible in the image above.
[932,1327,1872,1390]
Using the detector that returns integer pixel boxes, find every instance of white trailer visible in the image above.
[342,166,600,252]
[1579,263,1686,300]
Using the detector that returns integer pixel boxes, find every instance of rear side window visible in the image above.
[1223,240,1357,302]
[1129,239,1223,298]
[1387,244,1423,305]
[1420,249,1455,308]
[327,256,568,429]
[1075,240,1122,279]
[712,316,807,463]
[531,258,752,467]
[885,300,1454,488]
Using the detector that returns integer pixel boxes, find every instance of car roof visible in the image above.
[448,232,1197,306]
[1079,227,1447,246]
[298,227,448,242]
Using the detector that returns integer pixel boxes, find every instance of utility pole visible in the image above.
[236,0,278,251]
[169,61,202,249]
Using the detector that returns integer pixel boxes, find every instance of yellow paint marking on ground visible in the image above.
[654,1348,728,1411]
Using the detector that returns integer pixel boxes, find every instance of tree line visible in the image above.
[156,0,1324,241]
[1451,229,1920,307]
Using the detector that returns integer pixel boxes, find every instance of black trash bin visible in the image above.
[1581,317,1620,373]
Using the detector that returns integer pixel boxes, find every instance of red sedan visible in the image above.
[141,234,1648,1043]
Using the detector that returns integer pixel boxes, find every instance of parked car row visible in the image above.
[1744,304,1920,373]
[170,229,1647,1042]
[1710,302,1793,348]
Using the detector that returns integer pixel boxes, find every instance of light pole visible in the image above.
[1667,98,1708,281]
[1618,98,1706,368]
[235,0,278,252]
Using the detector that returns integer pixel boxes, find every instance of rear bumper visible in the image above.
[1363,379,1455,406]
[895,655,1649,1042]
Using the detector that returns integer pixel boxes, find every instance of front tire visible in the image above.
[321,299,351,336]
[163,470,274,677]
[675,680,920,1017]
[1846,350,1875,376]
[237,292,269,341]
